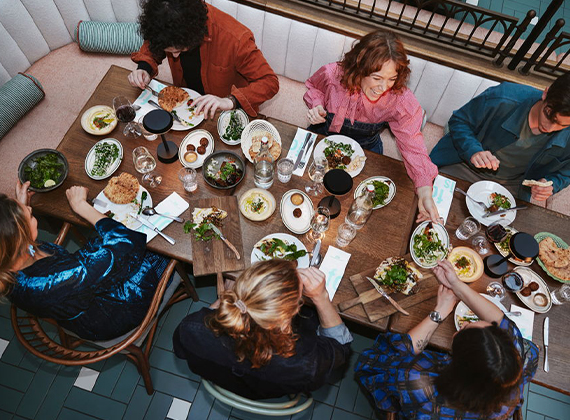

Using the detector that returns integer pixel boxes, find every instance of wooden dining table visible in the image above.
[30,65,570,396]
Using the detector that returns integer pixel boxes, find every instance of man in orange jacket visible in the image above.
[129,0,279,118]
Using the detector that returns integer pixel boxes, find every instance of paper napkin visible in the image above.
[509,304,534,341]
[285,128,318,177]
[319,246,351,300]
[432,174,456,225]
[132,79,169,122]
[136,192,189,243]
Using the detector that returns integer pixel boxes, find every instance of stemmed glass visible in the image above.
[113,95,141,137]
[305,156,328,196]
[309,206,330,243]
[132,146,162,188]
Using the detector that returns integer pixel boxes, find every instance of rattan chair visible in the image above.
[11,221,198,395]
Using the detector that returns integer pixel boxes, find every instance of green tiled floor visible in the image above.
[1,224,569,419]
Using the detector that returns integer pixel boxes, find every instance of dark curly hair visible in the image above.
[139,0,209,58]
[544,71,570,117]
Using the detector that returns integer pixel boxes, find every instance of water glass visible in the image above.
[178,167,198,192]
[335,223,357,247]
[309,206,330,242]
[455,216,481,240]
[551,284,570,305]
[471,234,490,255]
[277,158,294,183]
[306,156,327,196]
[486,281,506,301]
[132,146,161,188]
[137,116,157,141]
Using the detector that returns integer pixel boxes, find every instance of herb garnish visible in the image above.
[183,221,220,241]
[368,180,390,207]
[91,142,119,177]
[93,113,113,129]
[137,191,148,215]
[256,238,307,261]
[24,153,64,189]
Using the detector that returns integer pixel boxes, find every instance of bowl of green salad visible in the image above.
[18,149,69,192]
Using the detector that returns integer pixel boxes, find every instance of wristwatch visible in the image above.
[226,94,238,110]
[429,311,443,324]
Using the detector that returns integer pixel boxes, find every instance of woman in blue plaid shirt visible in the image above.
[355,260,538,419]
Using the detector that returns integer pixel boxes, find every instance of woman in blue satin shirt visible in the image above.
[0,181,168,341]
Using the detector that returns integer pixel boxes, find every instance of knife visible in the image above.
[130,213,176,245]
[483,205,527,218]
[542,317,550,372]
[292,132,312,171]
[148,99,182,123]
[310,239,321,267]
[210,224,241,260]
[366,276,409,316]
[298,135,316,169]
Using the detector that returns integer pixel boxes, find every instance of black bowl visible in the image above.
[18,149,69,192]
[202,150,246,190]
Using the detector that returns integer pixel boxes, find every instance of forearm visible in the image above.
[408,316,439,354]
[71,201,106,227]
[311,294,343,329]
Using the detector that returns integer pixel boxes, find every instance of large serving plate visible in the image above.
[178,129,215,169]
[239,188,276,221]
[240,120,282,163]
[534,232,570,284]
[80,105,117,135]
[353,176,396,210]
[93,185,152,230]
[454,293,507,331]
[170,88,204,130]
[217,109,249,145]
[494,226,533,267]
[514,266,552,313]
[251,233,310,268]
[447,246,484,283]
[280,189,314,234]
[84,138,123,180]
[409,221,450,269]
[18,148,69,193]
[313,135,366,178]
[466,181,517,226]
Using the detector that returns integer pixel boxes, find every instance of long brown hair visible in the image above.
[340,30,411,94]
[206,260,302,368]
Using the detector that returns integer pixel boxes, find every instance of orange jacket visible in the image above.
[131,4,279,116]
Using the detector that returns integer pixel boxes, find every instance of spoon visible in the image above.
[142,207,184,223]
[309,250,323,267]
[505,311,522,317]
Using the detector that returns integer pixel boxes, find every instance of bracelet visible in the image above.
[226,95,237,110]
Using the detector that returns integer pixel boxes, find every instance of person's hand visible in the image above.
[470,151,500,171]
[128,69,151,89]
[434,284,458,320]
[298,267,329,301]
[432,260,461,290]
[531,179,553,201]
[307,105,326,125]
[15,180,34,206]
[416,186,442,223]
[65,186,89,213]
[193,95,233,119]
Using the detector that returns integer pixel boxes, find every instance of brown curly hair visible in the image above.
[340,30,411,94]
[206,260,302,368]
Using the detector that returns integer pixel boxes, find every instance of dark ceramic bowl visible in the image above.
[202,150,246,190]
[18,149,69,192]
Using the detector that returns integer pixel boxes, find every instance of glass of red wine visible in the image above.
[113,96,141,138]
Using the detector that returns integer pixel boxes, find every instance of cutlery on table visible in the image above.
[130,213,176,245]
[293,132,312,171]
[298,134,316,170]
[504,311,522,317]
[142,206,184,223]
[210,224,241,260]
[92,198,107,208]
[148,99,182,123]
[543,317,549,372]
[310,239,322,267]
[366,276,409,316]
[483,206,527,218]
[145,85,161,97]
[454,187,488,210]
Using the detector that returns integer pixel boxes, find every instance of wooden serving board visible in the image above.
[190,196,245,277]
[338,256,439,322]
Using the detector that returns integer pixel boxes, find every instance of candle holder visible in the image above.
[319,169,353,219]
[143,109,177,163]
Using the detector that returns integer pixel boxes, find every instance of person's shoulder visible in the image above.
[483,82,541,102]
[207,4,253,41]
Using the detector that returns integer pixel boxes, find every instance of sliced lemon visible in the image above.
[44,179,56,188]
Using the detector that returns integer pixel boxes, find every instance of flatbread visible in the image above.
[522,179,553,187]
[103,172,139,204]
[249,133,281,161]
[539,237,570,280]
[158,86,189,112]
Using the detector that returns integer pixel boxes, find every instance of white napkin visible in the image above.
[319,246,351,300]
[432,174,456,225]
[132,79,169,122]
[509,304,534,341]
[136,192,189,243]
[285,128,318,177]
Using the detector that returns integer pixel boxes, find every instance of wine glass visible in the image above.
[132,146,162,188]
[486,282,506,301]
[309,206,330,242]
[305,156,328,196]
[113,95,141,137]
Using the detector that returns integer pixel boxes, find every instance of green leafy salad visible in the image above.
[223,111,244,141]
[373,257,421,294]
[24,152,64,189]
[412,222,447,266]
[366,180,390,207]
[255,238,307,261]
[91,142,120,177]
[488,192,511,211]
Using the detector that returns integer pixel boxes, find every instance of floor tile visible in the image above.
[0,363,34,391]
[155,300,194,351]
[188,382,216,420]
[123,386,153,420]
[331,408,369,420]
[207,400,232,420]
[313,382,340,406]
[0,317,14,342]
[109,360,139,403]
[167,397,192,420]
[15,361,59,419]
[0,385,24,414]
[35,366,80,420]
[529,383,570,404]
[57,408,99,420]
[143,391,173,420]
[352,387,374,418]
[150,346,198,381]
[74,367,99,392]
[63,387,126,420]
[527,390,570,419]
[0,339,8,359]
[0,340,25,367]
[310,402,334,420]
[91,358,125,396]
[525,411,545,420]
[145,367,199,401]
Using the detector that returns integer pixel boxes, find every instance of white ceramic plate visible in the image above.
[454,294,508,331]
[494,226,533,267]
[84,138,123,180]
[354,176,396,210]
[80,105,117,135]
[169,88,204,131]
[178,129,215,169]
[251,233,310,268]
[239,188,276,221]
[514,266,552,313]
[410,221,450,268]
[466,181,517,226]
[312,135,366,178]
[280,189,314,234]
[218,109,249,145]
[240,120,282,163]
[93,185,152,230]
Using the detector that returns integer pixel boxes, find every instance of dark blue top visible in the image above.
[11,218,167,341]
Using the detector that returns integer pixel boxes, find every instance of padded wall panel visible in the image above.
[54,0,90,40]
[408,55,427,93]
[413,61,454,121]
[236,4,265,50]
[212,0,237,17]
[343,36,356,56]
[0,23,31,78]
[21,0,73,50]
[431,70,482,126]
[83,0,117,22]
[309,29,346,76]
[474,78,500,96]
[260,13,291,76]
[284,21,318,82]
[0,64,11,87]
[110,0,140,23]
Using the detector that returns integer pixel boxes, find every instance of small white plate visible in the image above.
[178,129,215,169]
[466,181,517,226]
[514,266,552,313]
[454,294,508,331]
[280,189,314,234]
[170,88,204,131]
[312,135,366,178]
[251,233,310,268]
[84,138,123,180]
[354,176,396,210]
[93,185,152,230]
[80,105,117,135]
[218,109,249,145]
[410,221,450,268]
[494,226,533,267]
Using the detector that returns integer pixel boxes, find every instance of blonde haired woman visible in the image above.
[173,260,353,399]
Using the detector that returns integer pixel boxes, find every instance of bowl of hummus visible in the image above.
[81,105,118,135]
[447,246,484,283]
[239,188,276,221]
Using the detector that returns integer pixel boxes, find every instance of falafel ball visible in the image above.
[293,208,303,218]
[196,145,207,155]
[199,137,209,147]
[186,144,196,152]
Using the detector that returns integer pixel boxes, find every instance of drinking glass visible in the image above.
[178,167,198,192]
[113,96,141,137]
[455,217,481,240]
[486,281,506,301]
[335,223,357,247]
[276,158,294,183]
[305,156,328,196]
[309,206,330,242]
[137,115,157,141]
[551,284,570,305]
[471,234,490,254]
[502,271,524,292]
[132,146,162,188]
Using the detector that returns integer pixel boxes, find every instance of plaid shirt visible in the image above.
[355,317,539,419]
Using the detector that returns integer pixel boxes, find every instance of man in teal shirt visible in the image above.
[430,73,570,202]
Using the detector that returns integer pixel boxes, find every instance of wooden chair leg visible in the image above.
[127,345,154,395]
[175,260,199,302]
[217,272,225,297]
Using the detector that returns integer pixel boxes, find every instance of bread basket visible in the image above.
[240,119,282,163]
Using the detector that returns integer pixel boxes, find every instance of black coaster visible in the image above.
[319,196,341,219]
[484,254,509,278]
[323,169,353,196]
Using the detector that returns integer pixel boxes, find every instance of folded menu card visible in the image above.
[319,246,351,300]
[137,192,189,243]
[432,174,456,225]
[509,304,534,341]
[285,128,318,177]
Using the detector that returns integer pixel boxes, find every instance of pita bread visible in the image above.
[104,172,139,204]
[539,237,570,280]
[522,179,553,187]
[158,86,189,112]
[249,133,281,161]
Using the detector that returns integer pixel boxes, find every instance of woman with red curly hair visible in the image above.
[305,30,439,222]
[173,260,352,399]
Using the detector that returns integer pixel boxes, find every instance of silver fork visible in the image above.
[298,137,315,169]
[454,187,488,210]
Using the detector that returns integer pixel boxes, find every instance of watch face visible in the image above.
[430,311,442,323]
